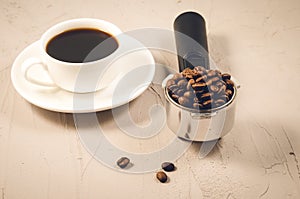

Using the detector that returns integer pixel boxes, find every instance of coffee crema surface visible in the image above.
[46,28,119,63]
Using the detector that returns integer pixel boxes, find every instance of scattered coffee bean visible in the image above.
[161,162,175,172]
[117,157,130,169]
[167,66,235,110]
[156,171,168,183]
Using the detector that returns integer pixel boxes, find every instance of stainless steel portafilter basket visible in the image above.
[163,11,240,142]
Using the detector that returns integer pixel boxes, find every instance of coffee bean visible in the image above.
[168,84,178,92]
[195,75,207,83]
[186,83,192,90]
[161,162,175,172]
[216,81,225,87]
[195,89,206,96]
[182,68,193,74]
[156,171,168,183]
[201,92,213,99]
[173,73,183,80]
[205,79,213,86]
[207,70,216,77]
[211,76,220,82]
[177,89,185,96]
[209,85,219,92]
[214,99,226,105]
[184,74,194,79]
[226,89,233,96]
[216,73,222,79]
[225,79,234,89]
[172,88,179,94]
[215,69,222,75]
[188,78,195,85]
[220,94,227,101]
[225,95,230,101]
[194,66,205,71]
[222,73,231,81]
[184,91,194,98]
[117,157,130,168]
[201,69,208,75]
[192,82,206,90]
[193,103,203,109]
[171,94,179,101]
[166,79,175,87]
[187,79,195,90]
[218,85,226,94]
[177,79,187,88]
[178,96,190,106]
[203,99,213,106]
[191,70,198,76]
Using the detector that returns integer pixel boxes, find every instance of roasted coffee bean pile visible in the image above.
[166,66,235,110]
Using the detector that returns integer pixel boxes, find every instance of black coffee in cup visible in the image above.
[46,28,119,63]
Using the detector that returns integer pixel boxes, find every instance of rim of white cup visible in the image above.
[40,18,122,66]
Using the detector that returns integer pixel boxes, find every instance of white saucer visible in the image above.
[11,41,155,113]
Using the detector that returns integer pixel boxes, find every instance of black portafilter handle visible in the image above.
[174,11,209,72]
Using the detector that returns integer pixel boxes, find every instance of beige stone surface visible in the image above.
[1,0,300,198]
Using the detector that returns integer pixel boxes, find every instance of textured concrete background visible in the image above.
[1,0,300,198]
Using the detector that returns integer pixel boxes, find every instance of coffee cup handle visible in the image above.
[21,58,56,87]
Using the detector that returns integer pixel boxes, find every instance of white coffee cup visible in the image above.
[22,18,128,93]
